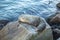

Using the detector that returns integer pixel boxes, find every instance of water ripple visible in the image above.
[0,0,60,21]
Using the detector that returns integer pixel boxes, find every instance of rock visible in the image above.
[53,29,60,34]
[56,3,60,9]
[46,12,60,25]
[46,12,60,40]
[57,38,60,40]
[0,20,10,30]
[0,14,53,40]
[53,29,60,40]
[0,21,19,40]
[50,13,60,23]
[46,13,56,25]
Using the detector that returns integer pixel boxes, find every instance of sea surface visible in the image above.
[0,0,60,21]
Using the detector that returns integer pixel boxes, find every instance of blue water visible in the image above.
[0,0,60,21]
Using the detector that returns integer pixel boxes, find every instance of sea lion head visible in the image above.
[18,14,40,27]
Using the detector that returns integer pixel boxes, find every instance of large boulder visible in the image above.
[0,14,53,40]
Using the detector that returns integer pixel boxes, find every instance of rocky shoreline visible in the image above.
[0,2,60,40]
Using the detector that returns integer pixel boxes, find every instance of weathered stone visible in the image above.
[0,14,53,40]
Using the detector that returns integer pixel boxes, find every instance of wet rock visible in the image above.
[50,13,60,24]
[0,14,53,40]
[47,12,60,26]
[56,3,60,9]
[19,14,40,27]
[53,29,60,40]
[57,38,60,40]
[0,21,19,40]
[0,20,10,30]
[53,29,60,34]
[46,12,60,40]
[47,12,60,24]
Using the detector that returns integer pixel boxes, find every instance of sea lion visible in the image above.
[0,14,46,40]
[19,14,46,32]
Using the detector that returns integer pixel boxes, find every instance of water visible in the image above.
[0,0,60,21]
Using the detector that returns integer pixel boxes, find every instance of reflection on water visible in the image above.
[0,0,60,21]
